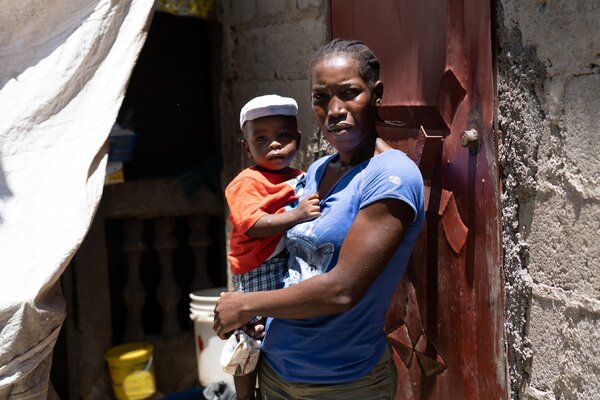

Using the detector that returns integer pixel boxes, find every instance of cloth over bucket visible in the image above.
[189,287,233,386]
[104,342,156,400]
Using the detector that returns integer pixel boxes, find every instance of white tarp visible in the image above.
[0,0,155,397]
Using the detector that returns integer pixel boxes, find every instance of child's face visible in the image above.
[242,115,300,171]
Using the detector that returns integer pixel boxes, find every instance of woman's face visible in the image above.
[311,55,382,154]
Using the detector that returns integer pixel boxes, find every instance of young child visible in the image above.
[223,94,321,400]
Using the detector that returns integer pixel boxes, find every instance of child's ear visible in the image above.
[295,131,302,146]
[241,139,251,155]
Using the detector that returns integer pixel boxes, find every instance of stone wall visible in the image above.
[217,0,329,188]
[497,1,600,399]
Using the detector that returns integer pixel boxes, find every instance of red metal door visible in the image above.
[329,1,506,399]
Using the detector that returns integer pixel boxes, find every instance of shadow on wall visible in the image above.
[0,157,13,224]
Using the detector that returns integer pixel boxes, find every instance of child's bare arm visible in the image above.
[245,193,321,238]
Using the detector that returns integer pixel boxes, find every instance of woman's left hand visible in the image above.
[213,291,249,339]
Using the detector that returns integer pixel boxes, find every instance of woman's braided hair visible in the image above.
[309,38,381,88]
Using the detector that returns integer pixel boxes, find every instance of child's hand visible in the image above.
[294,193,321,222]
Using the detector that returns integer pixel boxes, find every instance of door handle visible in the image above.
[460,129,479,154]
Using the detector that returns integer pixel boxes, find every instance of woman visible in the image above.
[214,39,425,399]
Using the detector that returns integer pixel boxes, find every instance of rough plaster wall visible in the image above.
[218,0,329,189]
[497,0,600,399]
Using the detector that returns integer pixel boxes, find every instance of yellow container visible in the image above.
[104,342,156,400]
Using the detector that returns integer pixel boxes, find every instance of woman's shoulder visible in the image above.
[363,149,423,186]
[372,149,418,170]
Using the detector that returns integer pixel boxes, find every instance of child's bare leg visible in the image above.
[233,369,258,400]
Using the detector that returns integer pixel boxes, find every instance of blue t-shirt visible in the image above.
[261,149,425,383]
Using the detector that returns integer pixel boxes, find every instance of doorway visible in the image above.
[53,9,226,398]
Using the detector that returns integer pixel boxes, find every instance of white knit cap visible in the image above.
[239,94,298,129]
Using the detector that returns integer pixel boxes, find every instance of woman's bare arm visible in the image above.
[213,198,415,338]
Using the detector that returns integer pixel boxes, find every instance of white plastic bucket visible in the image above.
[189,287,233,386]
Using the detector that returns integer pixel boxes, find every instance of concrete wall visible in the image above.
[497,1,600,399]
[217,0,329,188]
[216,1,600,398]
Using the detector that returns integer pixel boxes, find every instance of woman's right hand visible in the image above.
[213,291,250,339]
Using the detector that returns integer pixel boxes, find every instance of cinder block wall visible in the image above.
[218,0,329,188]
[497,0,600,398]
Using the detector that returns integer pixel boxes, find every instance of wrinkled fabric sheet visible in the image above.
[0,0,155,397]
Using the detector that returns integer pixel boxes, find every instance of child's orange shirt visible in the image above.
[226,166,303,275]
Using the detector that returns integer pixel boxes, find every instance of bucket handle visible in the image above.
[143,354,153,371]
